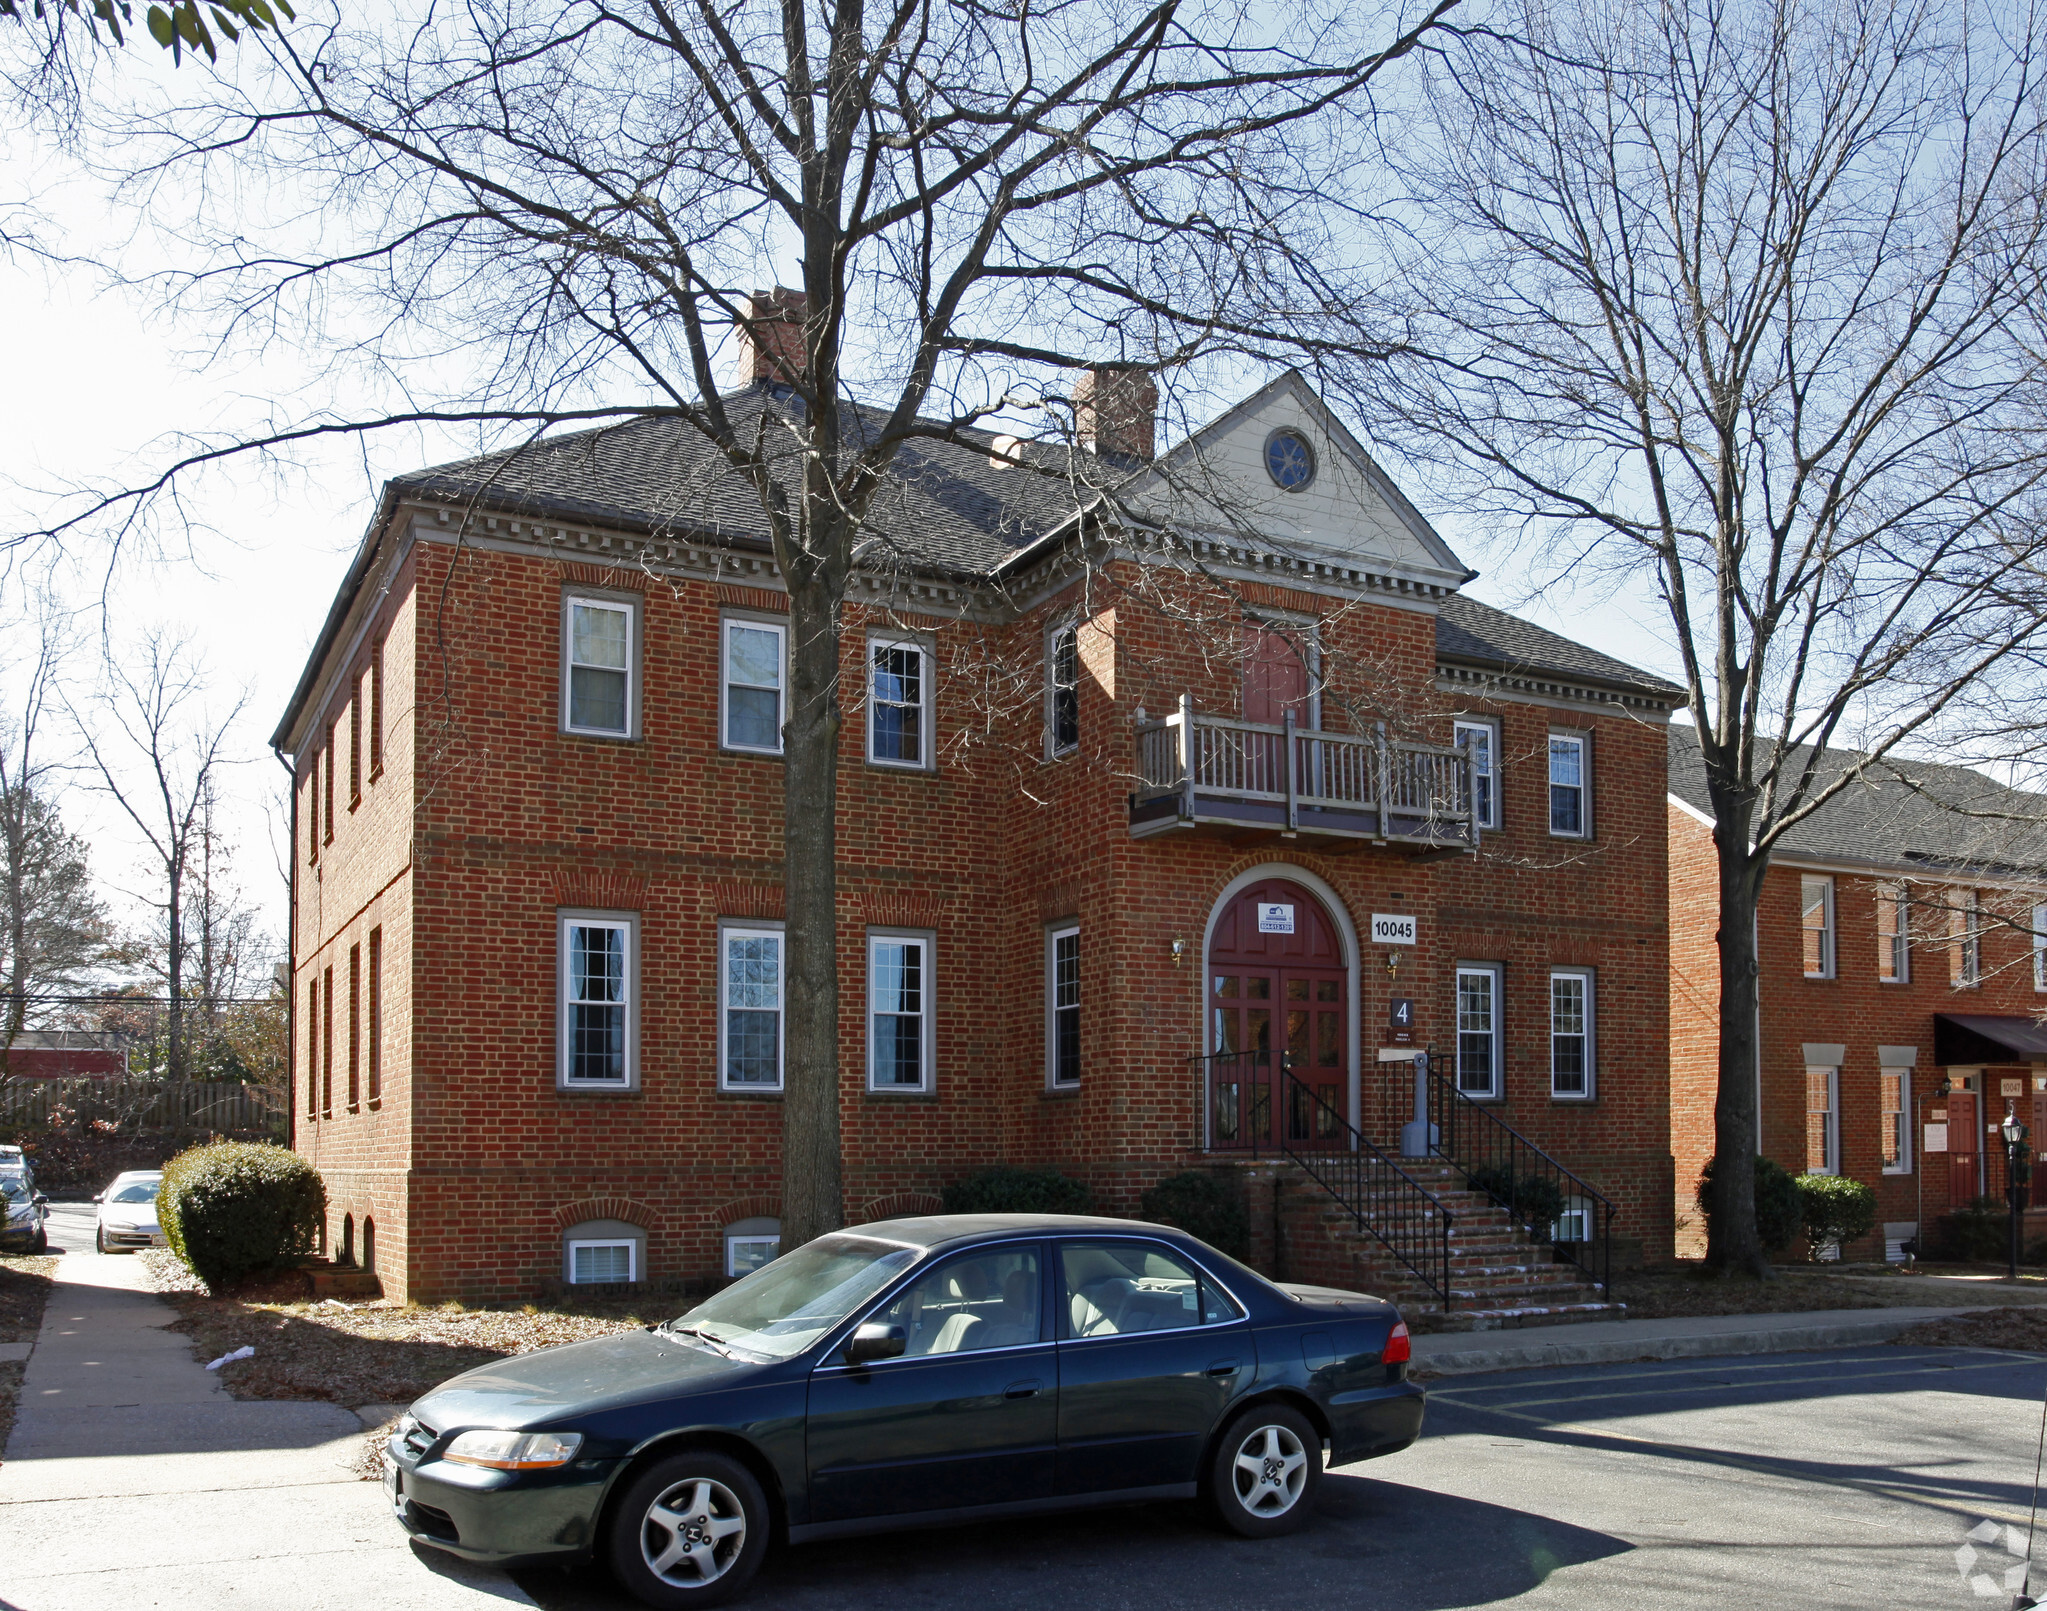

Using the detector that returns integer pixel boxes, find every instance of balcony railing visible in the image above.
[1131,696,1478,848]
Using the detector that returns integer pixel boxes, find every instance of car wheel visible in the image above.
[1208,1403,1321,1538]
[94,1226,106,1254]
[31,1225,45,1254]
[606,1448,769,1609]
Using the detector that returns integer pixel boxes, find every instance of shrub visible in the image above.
[940,1166,1092,1216]
[160,1141,326,1288]
[1934,1196,2012,1263]
[1695,1155,1804,1253]
[1796,1173,1878,1258]
[1139,1172,1250,1260]
[1465,1165,1568,1237]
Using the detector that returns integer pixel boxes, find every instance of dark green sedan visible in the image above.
[383,1213,1424,1608]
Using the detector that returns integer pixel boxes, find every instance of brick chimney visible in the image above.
[1074,364,1157,462]
[735,287,810,388]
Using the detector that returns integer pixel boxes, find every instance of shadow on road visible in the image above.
[512,1475,1627,1610]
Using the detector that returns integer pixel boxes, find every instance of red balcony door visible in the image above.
[1242,624,1312,728]
[1208,879,1347,1139]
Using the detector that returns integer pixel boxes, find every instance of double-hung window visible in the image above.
[1548,733,1587,837]
[1455,964,1501,1098]
[722,616,786,753]
[868,638,929,767]
[1801,876,1835,978]
[1047,925,1080,1087]
[1806,1065,1839,1175]
[1879,886,1910,983]
[1952,888,1981,986]
[1881,1069,1912,1174]
[563,594,636,737]
[868,931,934,1092]
[1454,719,1498,830]
[720,926,784,1090]
[559,911,635,1089]
[1047,623,1080,756]
[1550,970,1593,1098]
[2034,904,2047,992]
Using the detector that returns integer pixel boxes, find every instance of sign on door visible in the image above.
[1258,903,1295,934]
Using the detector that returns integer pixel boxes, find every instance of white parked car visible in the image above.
[95,1171,166,1253]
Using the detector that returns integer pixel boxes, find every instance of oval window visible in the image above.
[1265,430,1315,491]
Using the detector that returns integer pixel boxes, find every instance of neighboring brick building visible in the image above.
[1670,728,2047,1260]
[276,339,1683,1303]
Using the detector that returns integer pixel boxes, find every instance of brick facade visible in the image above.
[284,400,1680,1302]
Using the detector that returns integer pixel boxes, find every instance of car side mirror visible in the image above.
[32,1195,46,1208]
[92,1193,103,1203]
[844,1323,906,1365]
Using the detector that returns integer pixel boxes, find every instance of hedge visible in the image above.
[160,1141,326,1288]
[1139,1172,1250,1261]
[1796,1172,1877,1258]
[1466,1166,1568,1237]
[1695,1155,1803,1253]
[940,1166,1092,1216]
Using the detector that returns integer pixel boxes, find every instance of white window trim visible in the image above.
[725,1234,781,1278]
[1807,1065,1840,1176]
[566,1238,637,1284]
[1879,885,1912,984]
[560,591,641,739]
[866,634,934,770]
[1547,731,1590,838]
[718,921,786,1092]
[720,613,788,755]
[866,927,936,1094]
[1454,963,1502,1100]
[1801,876,1836,979]
[1954,888,1982,987]
[1881,1067,1913,1176]
[1046,923,1080,1089]
[1453,718,1500,831]
[556,909,638,1091]
[1045,620,1080,759]
[2033,904,2047,992]
[1549,968,1594,1100]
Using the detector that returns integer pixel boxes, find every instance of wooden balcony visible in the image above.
[1130,696,1479,852]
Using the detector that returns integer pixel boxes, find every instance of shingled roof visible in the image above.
[393,387,1099,576]
[1668,725,2047,876]
[1435,595,1684,701]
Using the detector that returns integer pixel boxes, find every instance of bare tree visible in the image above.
[1363,0,2047,1273]
[71,630,247,1083]
[0,604,114,1059]
[38,0,1461,1243]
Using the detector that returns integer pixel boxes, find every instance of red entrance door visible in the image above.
[1206,879,1347,1148]
[1947,1090,1981,1211]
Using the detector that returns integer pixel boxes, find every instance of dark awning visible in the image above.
[1935,1014,2047,1064]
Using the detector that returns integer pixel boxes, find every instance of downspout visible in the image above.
[275,745,298,1154]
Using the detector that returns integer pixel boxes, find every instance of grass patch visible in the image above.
[0,1255,58,1345]
[1892,1307,2047,1352]
[1616,1261,2047,1320]
[138,1250,653,1408]
[0,1360,20,1466]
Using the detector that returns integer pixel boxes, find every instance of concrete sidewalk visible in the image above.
[0,1243,533,1610]
[1412,1302,2004,1376]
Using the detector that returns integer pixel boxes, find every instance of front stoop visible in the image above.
[1270,1161,1625,1334]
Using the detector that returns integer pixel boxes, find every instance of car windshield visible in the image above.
[0,1177,27,1203]
[108,1180,160,1204]
[670,1235,918,1360]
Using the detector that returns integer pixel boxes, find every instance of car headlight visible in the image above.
[441,1430,582,1470]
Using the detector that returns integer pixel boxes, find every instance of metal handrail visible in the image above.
[1426,1062,1615,1302]
[1196,1050,1456,1306]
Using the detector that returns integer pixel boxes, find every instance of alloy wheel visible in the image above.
[1231,1421,1309,1517]
[639,1475,748,1587]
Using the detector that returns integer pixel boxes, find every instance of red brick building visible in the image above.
[1669,728,2047,1260]
[276,357,1683,1304]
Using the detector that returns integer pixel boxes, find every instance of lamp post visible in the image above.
[2002,1103,2031,1282]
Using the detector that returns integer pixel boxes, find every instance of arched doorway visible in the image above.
[1207,876,1349,1146]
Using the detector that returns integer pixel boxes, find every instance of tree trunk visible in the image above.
[165,862,184,1085]
[1705,829,1770,1276]
[779,567,845,1248]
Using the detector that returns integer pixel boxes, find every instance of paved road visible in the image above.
[510,1347,2047,1611]
[39,1199,100,1259]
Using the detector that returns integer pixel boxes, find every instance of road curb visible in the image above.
[1412,1310,1983,1377]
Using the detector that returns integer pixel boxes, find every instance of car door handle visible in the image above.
[1207,1360,1241,1378]
[1004,1379,1044,1399]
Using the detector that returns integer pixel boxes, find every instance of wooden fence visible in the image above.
[0,1076,286,1138]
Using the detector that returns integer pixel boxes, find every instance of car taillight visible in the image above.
[1383,1321,1411,1365]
